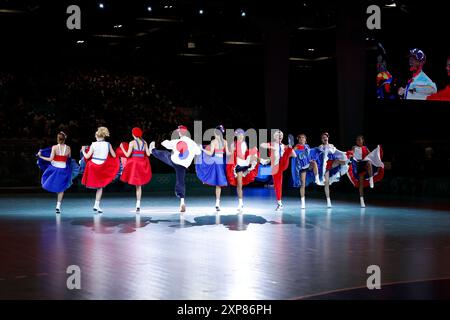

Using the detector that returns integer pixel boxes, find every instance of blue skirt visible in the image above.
[38,147,80,193]
[314,148,349,185]
[290,150,316,188]
[195,152,228,187]
[255,164,273,183]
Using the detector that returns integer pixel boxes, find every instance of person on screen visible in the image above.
[376,55,395,99]
[398,48,437,100]
[427,56,450,101]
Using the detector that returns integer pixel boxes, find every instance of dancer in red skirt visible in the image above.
[226,129,259,213]
[347,135,384,207]
[81,126,120,213]
[260,130,296,211]
[119,127,152,213]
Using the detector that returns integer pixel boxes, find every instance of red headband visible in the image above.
[132,127,143,138]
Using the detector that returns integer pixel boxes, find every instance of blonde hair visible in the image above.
[96,126,110,139]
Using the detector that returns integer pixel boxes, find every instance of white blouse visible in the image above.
[91,141,109,164]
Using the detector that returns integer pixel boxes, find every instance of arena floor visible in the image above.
[1,188,450,299]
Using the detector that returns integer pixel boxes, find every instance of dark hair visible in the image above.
[321,132,329,138]
[297,133,307,140]
[356,134,365,141]
[57,132,66,144]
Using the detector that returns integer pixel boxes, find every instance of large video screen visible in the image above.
[376,46,449,101]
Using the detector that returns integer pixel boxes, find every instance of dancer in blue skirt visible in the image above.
[314,132,349,208]
[291,134,320,209]
[195,125,231,211]
[37,132,79,213]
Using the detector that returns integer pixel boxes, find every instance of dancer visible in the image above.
[195,125,230,211]
[347,135,384,207]
[149,125,201,213]
[260,130,296,211]
[81,126,120,213]
[37,132,79,213]
[314,132,349,208]
[226,129,259,213]
[398,48,437,100]
[376,54,395,99]
[119,127,152,213]
[291,134,320,209]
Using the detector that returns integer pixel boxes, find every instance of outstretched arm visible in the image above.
[81,144,94,159]
[121,141,134,158]
[145,142,151,157]
[109,143,116,158]
[260,142,273,149]
[38,146,56,162]
[161,139,176,150]
[224,140,231,156]
[202,140,215,156]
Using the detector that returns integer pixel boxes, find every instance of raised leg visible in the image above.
[152,149,174,168]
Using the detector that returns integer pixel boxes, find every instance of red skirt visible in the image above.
[120,156,152,186]
[82,156,120,189]
[270,146,293,175]
[226,162,259,186]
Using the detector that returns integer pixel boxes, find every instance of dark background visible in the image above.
[0,0,449,195]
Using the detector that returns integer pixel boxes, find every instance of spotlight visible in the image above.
[385,2,396,7]
[76,40,85,44]
[98,3,104,9]
[147,6,152,12]
[113,24,122,28]
[199,9,204,15]
[308,48,315,52]
[241,10,246,17]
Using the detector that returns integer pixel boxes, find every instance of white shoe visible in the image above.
[135,207,141,213]
[93,207,103,213]
[215,206,220,212]
[149,141,155,154]
[275,204,283,211]
[326,198,332,208]
[180,204,186,213]
[237,204,243,214]
[369,177,374,189]
[301,197,306,209]
[360,197,366,208]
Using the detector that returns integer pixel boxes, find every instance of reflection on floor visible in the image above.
[1,188,450,299]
